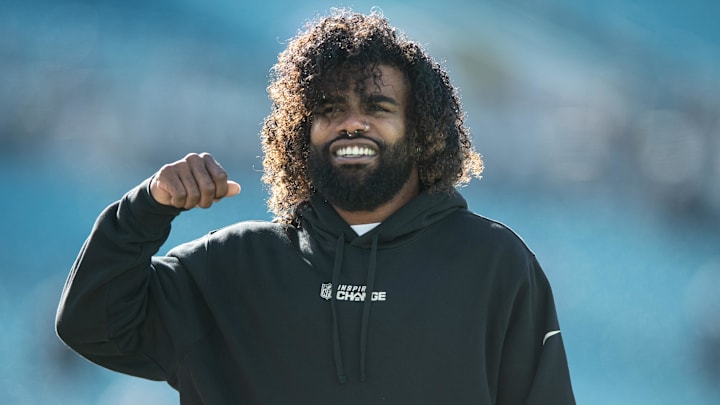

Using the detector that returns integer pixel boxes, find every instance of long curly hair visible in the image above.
[261,8,484,223]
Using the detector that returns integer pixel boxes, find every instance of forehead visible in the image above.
[320,64,408,102]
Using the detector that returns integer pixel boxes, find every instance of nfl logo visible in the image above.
[320,283,333,300]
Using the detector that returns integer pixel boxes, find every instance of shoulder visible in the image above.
[167,220,296,257]
[446,210,554,299]
[437,208,543,283]
[207,220,296,244]
[449,208,534,255]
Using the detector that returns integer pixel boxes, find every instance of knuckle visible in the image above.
[161,161,187,174]
[186,188,200,201]
[157,164,172,176]
[215,170,228,181]
[184,153,201,163]
[199,178,216,193]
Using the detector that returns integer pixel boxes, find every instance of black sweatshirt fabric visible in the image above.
[56,178,575,404]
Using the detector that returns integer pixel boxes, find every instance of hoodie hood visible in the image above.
[295,190,468,384]
[299,190,468,248]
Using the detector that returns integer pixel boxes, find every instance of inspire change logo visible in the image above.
[319,283,387,302]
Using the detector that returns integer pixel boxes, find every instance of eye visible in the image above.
[315,103,343,116]
[368,103,391,113]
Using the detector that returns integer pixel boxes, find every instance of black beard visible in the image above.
[307,136,415,212]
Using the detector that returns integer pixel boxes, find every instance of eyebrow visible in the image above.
[318,95,346,105]
[362,94,399,106]
[316,93,399,107]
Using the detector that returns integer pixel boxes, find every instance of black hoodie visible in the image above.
[56,178,575,404]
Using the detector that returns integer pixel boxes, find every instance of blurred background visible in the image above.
[1,0,719,403]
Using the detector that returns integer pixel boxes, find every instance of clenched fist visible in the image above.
[150,153,241,209]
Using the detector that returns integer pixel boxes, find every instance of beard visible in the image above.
[307,135,415,212]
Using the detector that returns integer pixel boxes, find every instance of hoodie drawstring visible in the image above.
[331,234,348,384]
[359,233,379,382]
[330,232,380,384]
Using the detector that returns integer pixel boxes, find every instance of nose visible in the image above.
[337,110,370,137]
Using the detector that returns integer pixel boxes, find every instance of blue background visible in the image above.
[1,0,719,403]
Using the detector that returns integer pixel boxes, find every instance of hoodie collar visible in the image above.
[301,190,468,248]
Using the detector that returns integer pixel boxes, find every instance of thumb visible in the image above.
[225,180,241,197]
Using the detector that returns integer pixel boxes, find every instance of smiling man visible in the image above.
[56,9,575,405]
[308,64,419,222]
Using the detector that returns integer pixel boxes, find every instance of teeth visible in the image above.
[335,146,377,157]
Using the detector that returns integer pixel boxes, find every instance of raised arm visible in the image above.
[55,153,239,380]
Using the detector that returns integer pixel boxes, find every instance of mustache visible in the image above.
[324,133,383,149]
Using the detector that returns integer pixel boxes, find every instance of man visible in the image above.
[56,9,575,404]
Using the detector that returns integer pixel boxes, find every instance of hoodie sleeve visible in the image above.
[55,178,205,381]
[496,254,576,405]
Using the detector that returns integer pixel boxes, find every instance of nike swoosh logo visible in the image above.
[543,330,561,346]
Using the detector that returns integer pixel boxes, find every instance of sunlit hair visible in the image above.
[261,8,484,223]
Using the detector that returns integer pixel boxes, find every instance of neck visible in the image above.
[332,170,420,225]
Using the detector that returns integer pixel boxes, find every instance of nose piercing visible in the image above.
[347,123,369,137]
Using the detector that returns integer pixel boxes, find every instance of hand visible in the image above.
[150,153,241,209]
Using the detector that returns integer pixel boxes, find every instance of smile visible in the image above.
[335,146,377,157]
[329,138,380,162]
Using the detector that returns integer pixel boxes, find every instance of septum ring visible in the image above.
[347,123,370,137]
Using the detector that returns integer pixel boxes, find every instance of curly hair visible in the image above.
[261,8,484,223]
